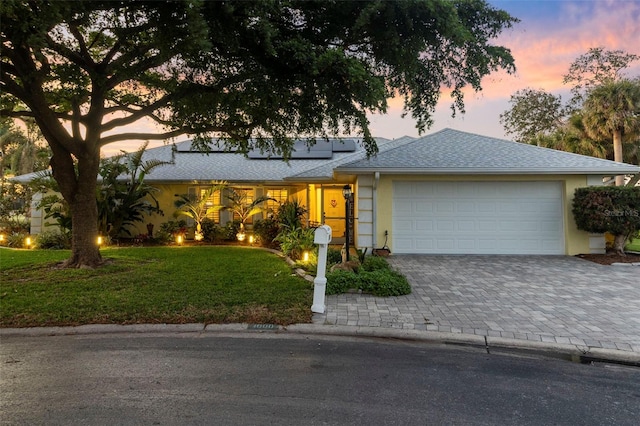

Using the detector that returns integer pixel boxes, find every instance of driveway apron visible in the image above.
[316,255,640,353]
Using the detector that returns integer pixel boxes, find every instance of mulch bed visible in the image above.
[576,252,640,265]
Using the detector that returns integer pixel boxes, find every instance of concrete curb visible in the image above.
[2,322,638,366]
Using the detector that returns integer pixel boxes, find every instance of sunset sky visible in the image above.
[105,0,640,155]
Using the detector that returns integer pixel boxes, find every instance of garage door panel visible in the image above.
[436,201,454,213]
[434,182,457,196]
[477,221,498,232]
[436,221,454,232]
[414,200,434,213]
[392,181,564,255]
[394,200,413,216]
[477,202,496,213]
[436,239,455,250]
[415,239,435,250]
[456,201,475,213]
[415,220,433,232]
[457,221,475,232]
[457,239,476,250]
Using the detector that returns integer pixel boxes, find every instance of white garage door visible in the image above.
[392,181,564,254]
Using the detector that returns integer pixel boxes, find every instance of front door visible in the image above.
[322,187,353,244]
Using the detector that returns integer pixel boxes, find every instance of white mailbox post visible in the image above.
[311,225,332,314]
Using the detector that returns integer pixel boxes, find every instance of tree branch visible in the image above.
[99,128,197,146]
[101,97,173,131]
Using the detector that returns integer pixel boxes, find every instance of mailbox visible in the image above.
[314,225,332,244]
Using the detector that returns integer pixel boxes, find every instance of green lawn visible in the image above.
[0,246,313,328]
[626,238,640,252]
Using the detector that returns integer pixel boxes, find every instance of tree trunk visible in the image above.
[612,233,628,256]
[52,149,103,268]
[65,185,103,268]
[613,130,625,186]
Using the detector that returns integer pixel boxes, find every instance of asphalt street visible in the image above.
[1,332,639,425]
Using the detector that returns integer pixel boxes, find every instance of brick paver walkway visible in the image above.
[314,256,640,353]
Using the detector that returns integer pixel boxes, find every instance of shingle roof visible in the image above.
[141,137,394,183]
[12,129,637,185]
[335,128,640,175]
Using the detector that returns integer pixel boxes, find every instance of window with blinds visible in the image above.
[265,188,289,215]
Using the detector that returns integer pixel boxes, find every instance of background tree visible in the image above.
[536,112,609,158]
[563,47,639,110]
[1,0,517,267]
[582,79,640,185]
[0,119,49,235]
[1,119,50,178]
[499,88,566,145]
[501,47,640,171]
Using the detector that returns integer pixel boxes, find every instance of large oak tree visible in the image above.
[1,0,517,267]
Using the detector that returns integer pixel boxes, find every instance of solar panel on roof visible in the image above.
[332,139,357,152]
[175,138,357,157]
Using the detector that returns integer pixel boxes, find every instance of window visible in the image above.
[229,188,256,224]
[200,188,222,223]
[265,188,289,215]
[187,186,222,223]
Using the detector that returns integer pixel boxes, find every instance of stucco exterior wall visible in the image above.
[368,174,596,256]
[128,183,309,237]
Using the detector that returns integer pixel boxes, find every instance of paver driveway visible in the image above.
[319,256,640,353]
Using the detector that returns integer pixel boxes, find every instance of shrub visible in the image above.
[326,270,357,295]
[572,186,640,253]
[361,255,391,272]
[222,219,242,241]
[253,218,280,248]
[5,232,29,248]
[326,248,343,266]
[201,218,224,242]
[155,219,188,243]
[36,230,71,249]
[359,270,411,297]
[275,226,315,260]
[325,265,412,297]
[276,199,307,230]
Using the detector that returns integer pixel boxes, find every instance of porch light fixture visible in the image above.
[342,184,352,261]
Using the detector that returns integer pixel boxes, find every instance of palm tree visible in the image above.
[174,182,227,241]
[224,189,274,234]
[582,79,640,186]
[97,141,173,238]
[538,112,610,159]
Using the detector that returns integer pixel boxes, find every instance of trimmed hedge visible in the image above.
[572,186,640,236]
